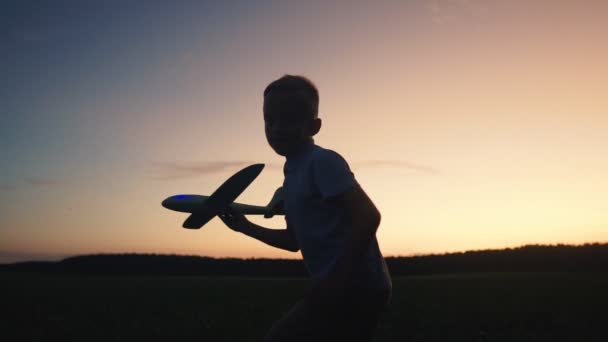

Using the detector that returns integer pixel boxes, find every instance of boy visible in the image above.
[219,75,392,341]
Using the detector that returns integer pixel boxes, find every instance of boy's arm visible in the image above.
[219,208,299,252]
[313,183,381,292]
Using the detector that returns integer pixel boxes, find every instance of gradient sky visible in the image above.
[2,0,607,263]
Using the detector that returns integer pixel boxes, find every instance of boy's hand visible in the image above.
[218,207,251,233]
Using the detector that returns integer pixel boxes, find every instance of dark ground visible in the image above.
[1,272,606,341]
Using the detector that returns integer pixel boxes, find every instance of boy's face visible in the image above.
[264,92,318,157]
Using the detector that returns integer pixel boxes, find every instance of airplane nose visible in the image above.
[161,197,172,209]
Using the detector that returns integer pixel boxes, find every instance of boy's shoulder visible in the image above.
[311,144,350,166]
[309,144,356,199]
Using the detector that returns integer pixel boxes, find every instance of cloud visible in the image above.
[0,184,16,191]
[151,159,437,180]
[428,0,489,25]
[353,160,439,174]
[1,177,63,191]
[150,161,282,180]
[24,177,61,187]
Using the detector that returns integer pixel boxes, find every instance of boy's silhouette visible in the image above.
[219,75,392,341]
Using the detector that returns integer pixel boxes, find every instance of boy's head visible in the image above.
[263,75,322,157]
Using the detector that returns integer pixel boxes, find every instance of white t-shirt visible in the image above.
[283,140,392,290]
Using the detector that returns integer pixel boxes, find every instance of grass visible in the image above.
[1,272,607,341]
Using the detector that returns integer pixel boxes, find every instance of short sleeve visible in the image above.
[312,149,358,200]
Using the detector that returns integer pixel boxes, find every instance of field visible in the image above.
[1,272,607,341]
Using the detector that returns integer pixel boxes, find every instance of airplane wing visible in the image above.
[182,163,265,229]
[183,210,217,229]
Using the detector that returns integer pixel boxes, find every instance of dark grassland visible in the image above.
[1,272,606,341]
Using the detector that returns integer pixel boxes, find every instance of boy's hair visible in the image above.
[263,74,319,118]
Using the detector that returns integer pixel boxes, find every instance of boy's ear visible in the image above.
[308,118,322,136]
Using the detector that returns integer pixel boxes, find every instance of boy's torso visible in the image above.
[282,141,392,291]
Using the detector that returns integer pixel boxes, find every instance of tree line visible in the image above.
[1,243,606,276]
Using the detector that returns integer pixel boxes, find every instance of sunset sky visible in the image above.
[2,0,607,263]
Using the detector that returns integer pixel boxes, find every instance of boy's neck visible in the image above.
[285,138,314,159]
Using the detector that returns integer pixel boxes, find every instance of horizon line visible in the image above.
[2,241,606,265]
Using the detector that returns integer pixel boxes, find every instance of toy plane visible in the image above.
[161,163,285,229]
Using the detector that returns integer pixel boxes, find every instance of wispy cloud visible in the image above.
[24,177,61,187]
[151,159,438,180]
[428,0,489,25]
[353,160,439,174]
[0,177,63,191]
[150,161,282,180]
[0,184,16,191]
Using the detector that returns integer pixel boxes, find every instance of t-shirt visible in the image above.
[282,140,392,290]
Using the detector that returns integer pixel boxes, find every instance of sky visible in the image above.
[1,0,607,263]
